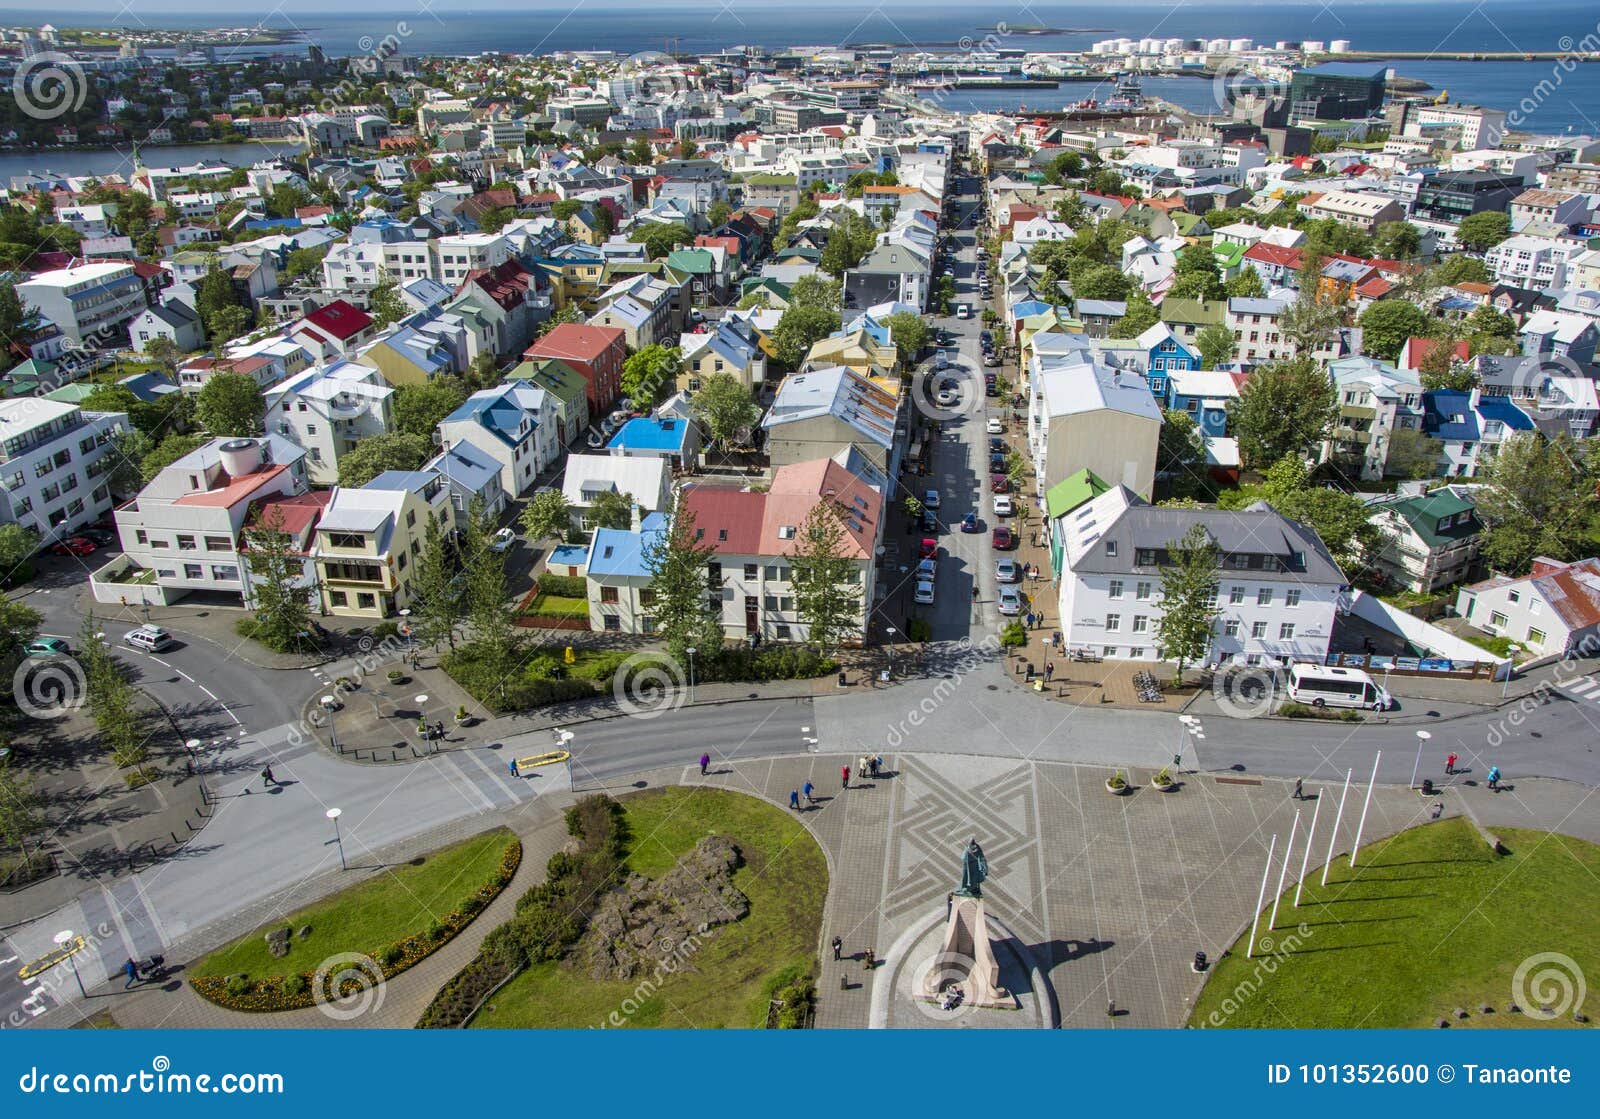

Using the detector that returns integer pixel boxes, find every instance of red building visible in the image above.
[523,323,627,412]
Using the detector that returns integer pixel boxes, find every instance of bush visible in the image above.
[536,573,587,599]
[999,622,1027,649]
[371,620,400,639]
[903,617,932,643]
[698,645,838,683]
[281,973,308,997]
[225,975,253,998]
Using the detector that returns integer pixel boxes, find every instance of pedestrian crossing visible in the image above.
[1559,675,1600,706]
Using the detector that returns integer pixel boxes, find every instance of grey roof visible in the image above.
[1071,501,1348,585]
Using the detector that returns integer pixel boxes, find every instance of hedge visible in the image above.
[189,837,521,1013]
[536,573,588,599]
[417,796,626,1028]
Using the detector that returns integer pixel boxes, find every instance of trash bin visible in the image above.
[838,671,848,687]
[1421,778,1434,796]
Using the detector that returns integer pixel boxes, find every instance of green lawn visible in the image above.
[1191,819,1600,1028]
[524,593,589,619]
[471,787,826,1028]
[196,828,515,980]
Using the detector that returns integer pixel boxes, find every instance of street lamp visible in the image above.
[326,807,345,871]
[1500,643,1522,699]
[399,608,413,662]
[320,696,338,752]
[885,626,897,679]
[685,647,697,704]
[54,930,85,999]
[1412,730,1432,788]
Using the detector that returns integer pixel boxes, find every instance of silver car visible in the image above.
[997,586,1023,616]
[995,558,1020,583]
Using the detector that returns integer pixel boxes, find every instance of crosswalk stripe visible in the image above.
[1566,677,1599,695]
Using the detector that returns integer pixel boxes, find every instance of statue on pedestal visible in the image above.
[919,837,1013,1009]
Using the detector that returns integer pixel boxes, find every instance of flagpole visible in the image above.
[1322,768,1352,887]
[1270,810,1298,931]
[1247,833,1277,959]
[1295,791,1322,907]
[1350,751,1382,868]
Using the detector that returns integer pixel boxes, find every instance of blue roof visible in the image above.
[549,543,591,569]
[585,512,668,578]
[245,217,303,230]
[443,385,538,448]
[1011,299,1053,318]
[364,470,438,494]
[608,416,690,453]
[1475,396,1535,430]
[426,438,500,493]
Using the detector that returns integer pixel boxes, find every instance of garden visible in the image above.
[1190,819,1600,1028]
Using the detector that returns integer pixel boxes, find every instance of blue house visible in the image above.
[1165,369,1241,437]
[582,511,670,633]
[1422,389,1536,478]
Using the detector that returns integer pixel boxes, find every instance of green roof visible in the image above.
[1211,241,1246,268]
[44,382,99,404]
[1387,491,1479,549]
[665,248,715,275]
[743,173,797,186]
[509,358,586,406]
[1158,298,1226,327]
[1046,469,1111,519]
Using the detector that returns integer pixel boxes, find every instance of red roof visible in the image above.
[1472,557,1600,632]
[680,486,767,555]
[174,464,288,508]
[1400,337,1470,370]
[300,299,373,341]
[461,259,534,309]
[244,490,333,540]
[1242,242,1303,269]
[524,322,626,364]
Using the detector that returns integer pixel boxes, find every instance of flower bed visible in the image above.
[190,837,521,1013]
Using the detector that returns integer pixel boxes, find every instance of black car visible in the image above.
[920,509,939,532]
[989,453,1008,472]
[77,528,117,548]
[989,437,1006,453]
[979,330,993,345]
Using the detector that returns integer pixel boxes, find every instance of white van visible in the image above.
[1287,664,1390,710]
[955,304,971,319]
[123,625,175,653]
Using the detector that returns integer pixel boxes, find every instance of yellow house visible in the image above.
[314,470,455,618]
[803,327,899,376]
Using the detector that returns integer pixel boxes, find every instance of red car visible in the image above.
[990,473,1009,493]
[919,537,938,560]
[992,526,1014,550]
[50,536,97,556]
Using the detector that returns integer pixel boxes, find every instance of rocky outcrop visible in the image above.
[579,835,748,980]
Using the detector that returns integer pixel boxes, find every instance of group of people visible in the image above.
[416,719,445,741]
[840,756,883,787]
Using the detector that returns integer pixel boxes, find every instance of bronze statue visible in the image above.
[954,837,988,898]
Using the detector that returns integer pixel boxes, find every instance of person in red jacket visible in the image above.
[841,764,850,789]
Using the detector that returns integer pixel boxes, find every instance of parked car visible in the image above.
[992,525,1015,550]
[489,527,516,552]
[920,508,939,532]
[960,512,980,533]
[77,528,116,548]
[986,418,1004,434]
[983,352,1000,368]
[995,558,1020,583]
[991,473,1009,493]
[998,585,1023,615]
[919,537,938,560]
[993,494,1014,517]
[913,579,936,605]
[25,637,71,658]
[979,330,993,346]
[123,625,174,653]
[916,557,937,582]
[989,453,1007,473]
[923,489,941,510]
[50,536,97,557]
[988,437,1006,454]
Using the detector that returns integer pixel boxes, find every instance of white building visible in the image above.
[1455,556,1600,658]
[436,381,558,498]
[1027,339,1161,500]
[263,360,396,486]
[0,399,127,541]
[17,261,148,344]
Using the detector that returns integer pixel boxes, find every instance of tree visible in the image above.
[1086,169,1126,196]
[1157,409,1208,500]
[1359,300,1435,362]
[627,137,656,166]
[1108,292,1159,339]
[1430,255,1492,287]
[1456,211,1512,253]
[1464,305,1517,355]
[207,305,253,345]
[283,244,329,281]
[1153,524,1218,686]
[0,597,42,680]
[628,221,693,260]
[140,433,207,483]
[644,502,722,661]
[788,502,862,655]
[1196,323,1236,370]
[551,198,583,221]
[1226,355,1337,470]
[1226,457,1387,575]
[77,619,144,772]
[707,199,732,228]
[588,488,634,531]
[461,499,519,696]
[1383,426,1443,480]
[369,277,407,327]
[393,378,468,439]
[1225,269,1267,298]
[1418,339,1476,391]
[1280,290,1345,356]
[771,304,840,368]
[819,210,877,277]
[1070,261,1130,301]
[195,266,239,330]
[102,428,151,497]
[539,304,585,335]
[410,513,461,651]
[620,344,683,408]
[266,183,312,219]
[336,432,430,487]
[194,371,265,437]
[882,311,930,364]
[0,523,39,580]
[242,506,314,651]
[142,335,182,369]
[1044,150,1086,184]
[690,371,761,449]
[0,280,36,342]
[520,489,574,544]
[1371,221,1421,260]
[0,762,45,867]
[786,273,841,311]
[477,207,514,234]
[1475,433,1600,575]
[1171,244,1225,301]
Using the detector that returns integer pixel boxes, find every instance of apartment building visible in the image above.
[313,470,455,618]
[0,399,127,541]
[263,360,396,486]
[17,261,149,344]
[1366,489,1482,594]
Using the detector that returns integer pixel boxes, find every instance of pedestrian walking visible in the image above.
[863,947,876,971]
[803,780,815,805]
[509,758,519,777]
[1431,801,1444,820]
[1026,612,1035,630]
[1445,752,1457,775]
[433,721,444,741]
[1044,661,1054,682]
[831,936,843,961]
[260,765,275,788]
[869,756,881,778]
[1293,778,1303,801]
[789,790,800,811]
[1487,765,1501,792]
[123,958,139,989]
[841,764,850,790]
[699,752,710,776]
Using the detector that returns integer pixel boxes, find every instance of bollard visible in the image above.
[1192,951,1208,973]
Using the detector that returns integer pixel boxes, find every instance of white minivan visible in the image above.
[955,304,971,319]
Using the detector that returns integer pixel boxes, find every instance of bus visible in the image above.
[1287,664,1391,711]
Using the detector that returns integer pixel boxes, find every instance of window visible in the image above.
[602,614,620,631]
[1251,620,1267,639]
[600,586,619,603]
[1257,588,1272,606]
[1279,623,1295,640]
[1136,581,1151,600]
[1108,579,1123,599]
[205,536,231,552]
[1132,615,1148,633]
[396,552,407,571]
[765,564,781,580]
[1508,590,1520,604]
[135,529,148,545]
[1104,540,1117,556]
[1105,613,1121,631]
[1224,618,1240,637]
[1228,586,1244,604]
[406,510,416,528]
[744,563,758,580]
[1528,627,1546,645]
[1489,610,1508,628]
[177,535,197,551]
[183,563,203,579]
[329,591,348,607]
[639,589,655,606]
[329,532,365,548]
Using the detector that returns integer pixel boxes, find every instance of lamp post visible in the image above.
[399,608,413,663]
[685,647,697,704]
[326,807,345,871]
[885,626,896,678]
[54,930,86,998]
[1500,643,1522,699]
[320,696,339,752]
[1411,730,1431,789]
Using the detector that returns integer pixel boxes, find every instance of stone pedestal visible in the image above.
[918,895,1011,1008]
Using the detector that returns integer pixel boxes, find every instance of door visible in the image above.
[744,596,759,635]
